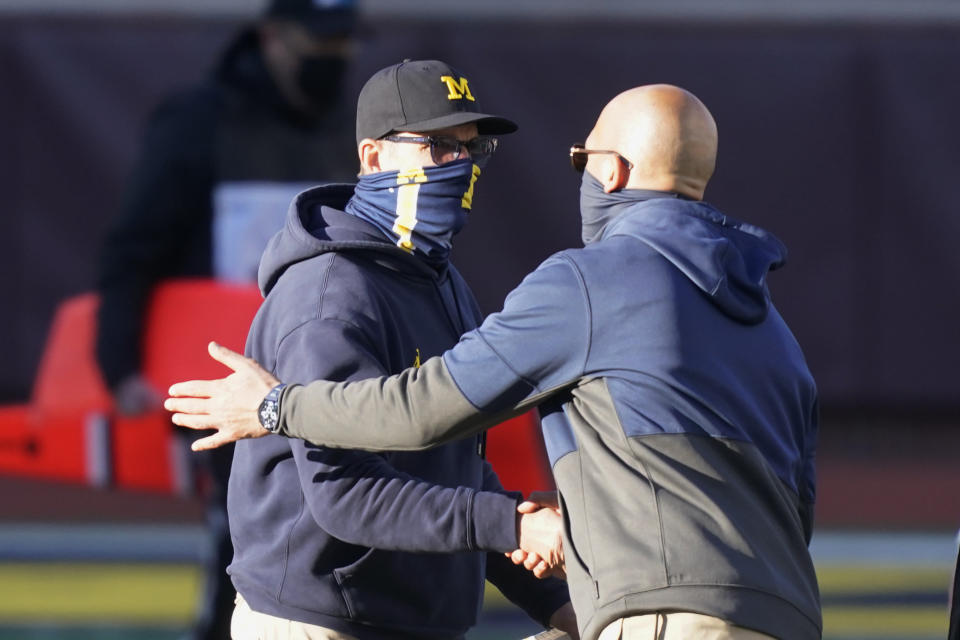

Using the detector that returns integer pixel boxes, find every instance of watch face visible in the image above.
[260,399,280,433]
[259,399,279,432]
[258,384,286,433]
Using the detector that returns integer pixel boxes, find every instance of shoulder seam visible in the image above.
[272,254,373,371]
[316,253,337,319]
[471,329,542,393]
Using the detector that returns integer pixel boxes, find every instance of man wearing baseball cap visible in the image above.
[223,59,576,639]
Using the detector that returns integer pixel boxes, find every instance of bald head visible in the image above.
[585,84,717,200]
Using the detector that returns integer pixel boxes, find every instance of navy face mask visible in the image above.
[345,158,481,265]
[579,172,687,245]
[579,172,636,245]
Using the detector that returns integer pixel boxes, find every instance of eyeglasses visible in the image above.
[382,135,499,167]
[569,144,634,173]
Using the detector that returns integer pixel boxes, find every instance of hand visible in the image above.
[509,491,565,578]
[164,341,280,451]
[548,602,579,640]
[508,548,565,580]
[508,547,566,580]
[515,504,565,579]
[113,374,164,416]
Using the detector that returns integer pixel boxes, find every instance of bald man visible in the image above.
[168,85,821,640]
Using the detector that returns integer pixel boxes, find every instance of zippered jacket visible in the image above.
[276,196,822,640]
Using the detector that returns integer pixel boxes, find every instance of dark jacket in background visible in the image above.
[96,29,356,387]
[230,184,570,638]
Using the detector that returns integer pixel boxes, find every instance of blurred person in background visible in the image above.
[168,84,821,640]
[95,1,359,638]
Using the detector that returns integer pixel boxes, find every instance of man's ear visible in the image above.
[602,157,629,193]
[358,139,381,175]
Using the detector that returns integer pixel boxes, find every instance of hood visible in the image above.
[257,183,438,295]
[602,198,787,324]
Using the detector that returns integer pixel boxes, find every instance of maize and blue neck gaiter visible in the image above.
[345,158,481,266]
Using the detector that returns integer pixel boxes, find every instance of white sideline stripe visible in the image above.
[809,530,959,567]
[0,523,208,562]
[0,524,954,568]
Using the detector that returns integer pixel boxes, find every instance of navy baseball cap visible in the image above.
[265,0,356,37]
[355,59,519,143]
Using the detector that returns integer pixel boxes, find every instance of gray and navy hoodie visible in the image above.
[227,184,570,639]
[276,193,822,640]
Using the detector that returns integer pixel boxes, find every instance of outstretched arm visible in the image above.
[165,340,529,451]
[167,255,590,452]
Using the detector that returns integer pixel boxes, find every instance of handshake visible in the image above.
[511,491,566,580]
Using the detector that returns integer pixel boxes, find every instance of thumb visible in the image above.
[191,431,232,451]
[517,501,540,514]
[207,341,249,373]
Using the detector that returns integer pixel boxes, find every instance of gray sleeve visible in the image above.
[278,355,545,450]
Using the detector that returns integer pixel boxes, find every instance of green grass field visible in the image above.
[0,557,950,639]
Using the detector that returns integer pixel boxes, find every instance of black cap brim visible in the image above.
[388,112,518,137]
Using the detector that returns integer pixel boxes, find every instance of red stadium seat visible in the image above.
[0,293,110,483]
[140,281,262,388]
[0,278,554,498]
[485,412,554,496]
[120,280,261,492]
[0,279,261,492]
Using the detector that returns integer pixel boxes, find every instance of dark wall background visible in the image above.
[2,14,959,417]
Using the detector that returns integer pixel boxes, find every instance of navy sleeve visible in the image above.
[96,89,217,387]
[477,462,572,624]
[443,254,592,411]
[279,317,521,553]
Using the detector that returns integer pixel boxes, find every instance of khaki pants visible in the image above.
[598,612,777,640]
[231,593,360,640]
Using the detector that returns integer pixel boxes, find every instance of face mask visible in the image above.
[579,172,627,245]
[297,55,347,111]
[579,172,683,245]
[345,158,481,265]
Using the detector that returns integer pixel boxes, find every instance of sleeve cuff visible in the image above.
[471,490,521,553]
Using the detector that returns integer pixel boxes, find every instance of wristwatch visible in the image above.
[258,383,288,434]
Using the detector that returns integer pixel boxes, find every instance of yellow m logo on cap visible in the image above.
[440,75,476,102]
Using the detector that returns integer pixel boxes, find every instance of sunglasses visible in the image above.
[569,144,634,173]
[382,135,499,167]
